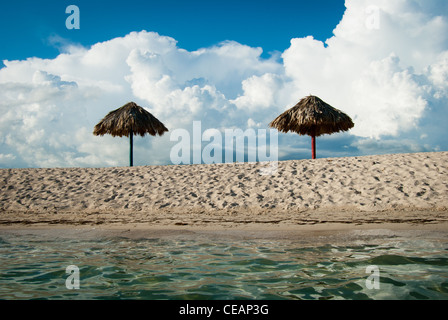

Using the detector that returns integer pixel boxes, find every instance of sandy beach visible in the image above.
[1,152,448,235]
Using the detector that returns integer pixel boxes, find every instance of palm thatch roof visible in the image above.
[93,102,168,138]
[269,95,354,137]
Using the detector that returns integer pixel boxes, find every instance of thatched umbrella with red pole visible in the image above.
[93,102,168,166]
[269,95,354,159]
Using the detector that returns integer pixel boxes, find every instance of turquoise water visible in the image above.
[0,234,447,300]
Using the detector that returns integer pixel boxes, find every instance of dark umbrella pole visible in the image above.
[130,130,134,167]
[93,102,168,167]
[312,135,316,160]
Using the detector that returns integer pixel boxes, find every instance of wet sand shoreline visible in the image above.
[1,152,447,241]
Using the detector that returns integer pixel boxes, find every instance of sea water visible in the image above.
[0,233,447,300]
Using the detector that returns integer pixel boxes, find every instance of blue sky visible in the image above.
[0,0,447,168]
[1,0,345,63]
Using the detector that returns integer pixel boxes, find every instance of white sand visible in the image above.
[1,152,447,229]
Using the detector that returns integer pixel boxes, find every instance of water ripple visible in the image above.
[0,235,447,300]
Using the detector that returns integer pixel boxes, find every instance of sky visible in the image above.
[0,0,447,168]
[0,0,345,63]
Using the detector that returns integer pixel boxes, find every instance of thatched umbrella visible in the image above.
[269,95,354,159]
[93,102,168,166]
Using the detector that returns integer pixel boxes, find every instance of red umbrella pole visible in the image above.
[130,129,134,167]
[311,135,316,159]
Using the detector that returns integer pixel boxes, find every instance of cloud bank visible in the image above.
[0,0,447,168]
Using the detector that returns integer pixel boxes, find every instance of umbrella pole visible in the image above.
[311,135,316,159]
[130,130,134,167]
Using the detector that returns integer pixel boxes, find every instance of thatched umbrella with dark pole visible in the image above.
[269,95,354,159]
[93,102,168,166]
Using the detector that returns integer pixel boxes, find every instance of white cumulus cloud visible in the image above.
[0,0,447,168]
